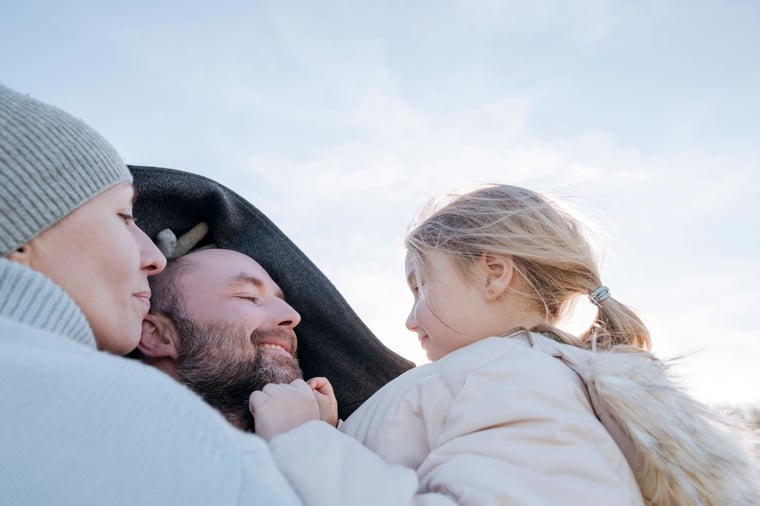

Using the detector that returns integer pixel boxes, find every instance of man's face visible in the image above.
[169,249,302,430]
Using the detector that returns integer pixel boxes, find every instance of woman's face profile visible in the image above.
[20,182,166,354]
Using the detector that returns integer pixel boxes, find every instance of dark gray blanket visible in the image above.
[130,165,413,419]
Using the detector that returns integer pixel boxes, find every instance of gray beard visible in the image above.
[174,318,302,432]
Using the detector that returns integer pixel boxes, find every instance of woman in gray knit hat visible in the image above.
[0,83,301,505]
[0,84,166,354]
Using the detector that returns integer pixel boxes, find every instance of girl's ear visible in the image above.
[7,243,33,265]
[477,253,514,301]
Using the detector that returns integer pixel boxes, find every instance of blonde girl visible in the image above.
[251,184,759,506]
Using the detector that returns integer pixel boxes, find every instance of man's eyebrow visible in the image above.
[227,273,285,299]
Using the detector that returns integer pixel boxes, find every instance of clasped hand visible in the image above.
[249,377,339,441]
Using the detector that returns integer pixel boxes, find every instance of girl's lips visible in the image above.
[418,335,430,347]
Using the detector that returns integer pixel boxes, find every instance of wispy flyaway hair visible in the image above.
[406,184,651,350]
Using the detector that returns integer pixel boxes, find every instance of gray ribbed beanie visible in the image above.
[0,83,132,257]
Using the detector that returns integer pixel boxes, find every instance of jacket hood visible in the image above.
[130,165,414,419]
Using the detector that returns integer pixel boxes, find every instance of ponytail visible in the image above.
[580,288,651,351]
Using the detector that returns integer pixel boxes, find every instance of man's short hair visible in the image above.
[148,256,196,321]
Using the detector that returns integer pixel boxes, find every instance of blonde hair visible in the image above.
[405,184,651,351]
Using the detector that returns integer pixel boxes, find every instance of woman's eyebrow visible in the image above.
[129,183,138,205]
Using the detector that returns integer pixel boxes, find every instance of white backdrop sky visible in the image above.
[3,0,758,406]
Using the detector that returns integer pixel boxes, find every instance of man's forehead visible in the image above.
[181,249,275,286]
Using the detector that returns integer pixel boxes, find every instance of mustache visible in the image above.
[250,327,298,357]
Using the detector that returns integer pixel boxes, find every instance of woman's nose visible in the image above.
[136,227,167,275]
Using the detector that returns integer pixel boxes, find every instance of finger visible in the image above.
[248,390,268,411]
[309,377,334,397]
[261,382,291,394]
[307,377,327,389]
[288,379,315,395]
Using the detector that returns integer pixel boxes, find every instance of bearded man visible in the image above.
[138,248,336,432]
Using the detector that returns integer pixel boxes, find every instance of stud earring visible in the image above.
[485,277,494,296]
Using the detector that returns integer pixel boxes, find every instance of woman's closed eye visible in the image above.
[118,212,136,225]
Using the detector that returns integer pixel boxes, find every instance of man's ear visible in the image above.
[7,243,32,265]
[477,253,515,301]
[138,313,180,360]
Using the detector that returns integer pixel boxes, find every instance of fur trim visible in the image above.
[540,338,760,506]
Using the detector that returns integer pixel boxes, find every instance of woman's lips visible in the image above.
[133,292,151,310]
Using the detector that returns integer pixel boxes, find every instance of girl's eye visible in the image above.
[240,296,259,303]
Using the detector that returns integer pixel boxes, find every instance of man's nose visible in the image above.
[271,298,301,329]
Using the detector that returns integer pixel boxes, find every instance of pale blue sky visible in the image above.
[3,0,758,406]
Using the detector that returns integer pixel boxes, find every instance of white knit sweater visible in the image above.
[0,259,302,505]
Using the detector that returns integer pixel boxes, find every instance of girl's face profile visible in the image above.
[21,182,166,354]
[404,250,492,361]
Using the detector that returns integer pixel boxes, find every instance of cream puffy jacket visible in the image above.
[268,333,643,506]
